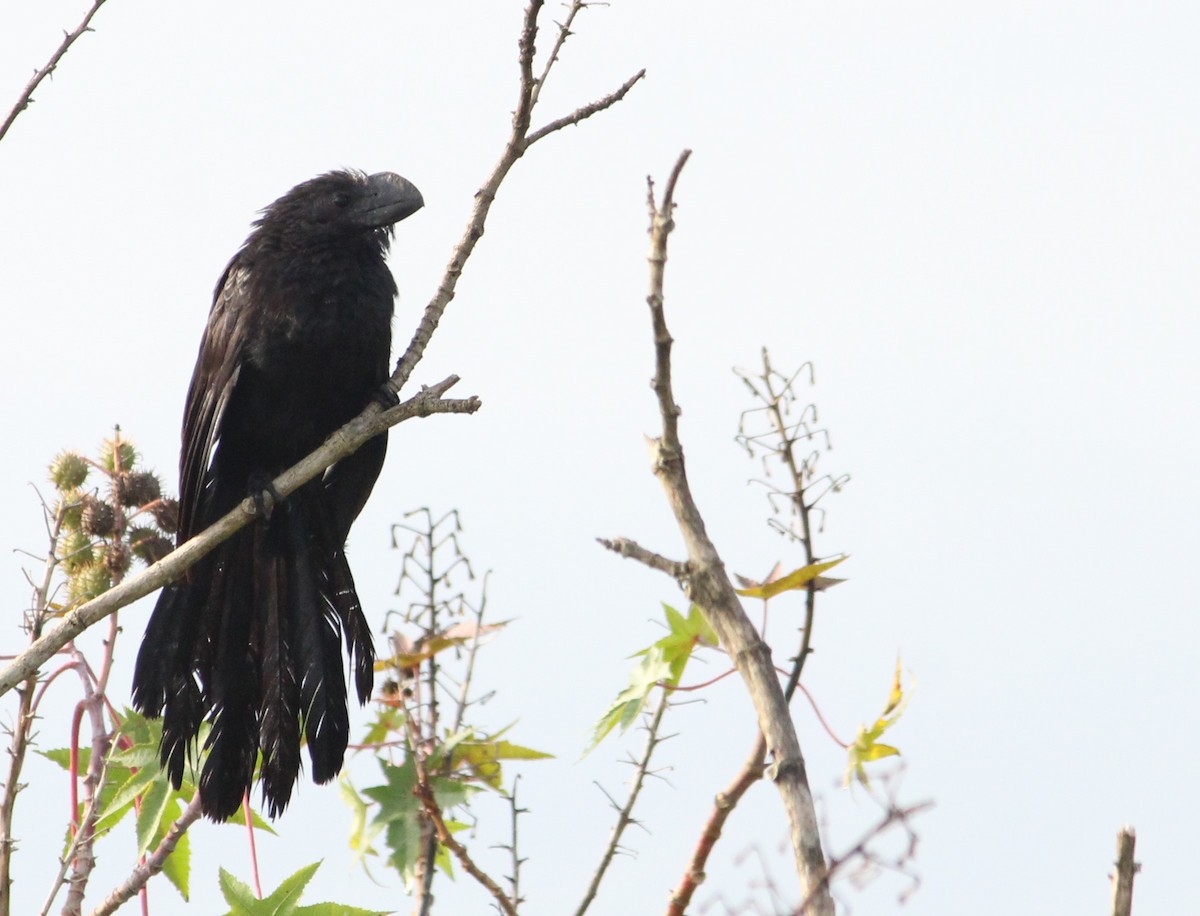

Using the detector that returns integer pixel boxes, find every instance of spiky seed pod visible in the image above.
[151,498,180,534]
[58,530,96,574]
[68,565,111,604]
[79,493,117,537]
[57,491,85,531]
[123,471,162,508]
[99,438,137,473]
[49,452,89,491]
[104,542,132,577]
[129,526,174,564]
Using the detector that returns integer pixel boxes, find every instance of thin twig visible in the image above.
[1,502,67,916]
[411,743,516,916]
[0,379,478,699]
[793,799,933,915]
[574,690,671,916]
[86,794,203,916]
[389,5,643,395]
[526,69,646,145]
[38,725,114,916]
[0,0,110,144]
[667,734,767,916]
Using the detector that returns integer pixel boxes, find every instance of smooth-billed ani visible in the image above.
[132,170,423,820]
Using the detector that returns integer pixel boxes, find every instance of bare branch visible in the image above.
[0,379,479,699]
[615,151,834,913]
[575,692,670,916]
[794,797,933,914]
[667,735,767,916]
[527,69,646,146]
[597,537,688,579]
[389,1,643,393]
[411,750,516,916]
[86,794,203,916]
[0,0,110,144]
[1110,826,1138,916]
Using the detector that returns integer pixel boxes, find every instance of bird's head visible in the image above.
[255,170,424,243]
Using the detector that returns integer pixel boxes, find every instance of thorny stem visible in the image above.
[407,719,516,916]
[502,775,526,910]
[574,690,671,916]
[1,503,67,916]
[412,511,446,916]
[0,0,110,144]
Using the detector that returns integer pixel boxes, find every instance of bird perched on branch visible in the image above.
[132,170,424,820]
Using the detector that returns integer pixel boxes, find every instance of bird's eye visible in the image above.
[332,192,351,208]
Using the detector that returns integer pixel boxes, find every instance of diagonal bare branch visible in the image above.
[0,0,110,145]
[0,379,478,698]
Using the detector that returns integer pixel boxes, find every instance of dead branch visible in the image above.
[609,150,834,914]
[0,0,110,144]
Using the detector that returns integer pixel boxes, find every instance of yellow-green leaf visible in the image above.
[734,556,848,599]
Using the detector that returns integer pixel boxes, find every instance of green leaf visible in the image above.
[845,659,910,788]
[220,861,365,916]
[363,758,425,887]
[649,603,718,682]
[135,773,172,854]
[734,556,848,599]
[587,646,672,753]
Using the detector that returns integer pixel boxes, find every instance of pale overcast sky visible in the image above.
[1,2,1197,914]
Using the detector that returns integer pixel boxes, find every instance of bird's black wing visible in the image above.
[178,259,252,541]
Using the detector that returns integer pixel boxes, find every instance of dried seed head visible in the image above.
[129,526,174,564]
[80,494,117,537]
[151,498,180,534]
[104,542,132,577]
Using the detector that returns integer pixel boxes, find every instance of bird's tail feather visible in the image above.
[131,485,375,821]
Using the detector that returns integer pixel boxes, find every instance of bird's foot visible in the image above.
[371,383,400,410]
[247,473,282,520]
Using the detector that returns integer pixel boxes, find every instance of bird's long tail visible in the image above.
[131,487,375,821]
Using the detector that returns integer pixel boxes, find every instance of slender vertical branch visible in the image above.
[574,691,671,916]
[0,0,110,144]
[407,719,516,916]
[626,151,833,914]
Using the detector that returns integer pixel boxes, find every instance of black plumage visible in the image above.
[132,170,424,820]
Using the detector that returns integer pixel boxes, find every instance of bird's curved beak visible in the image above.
[358,172,424,228]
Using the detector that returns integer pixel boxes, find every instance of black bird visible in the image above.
[132,170,424,820]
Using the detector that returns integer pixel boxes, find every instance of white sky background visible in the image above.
[1,1,1197,913]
